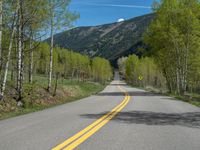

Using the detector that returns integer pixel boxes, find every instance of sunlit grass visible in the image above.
[0,75,106,120]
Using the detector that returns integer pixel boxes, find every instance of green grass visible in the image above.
[144,86,200,107]
[169,93,200,107]
[0,76,106,120]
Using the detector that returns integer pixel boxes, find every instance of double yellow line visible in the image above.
[52,86,131,150]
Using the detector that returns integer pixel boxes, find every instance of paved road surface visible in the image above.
[0,74,200,150]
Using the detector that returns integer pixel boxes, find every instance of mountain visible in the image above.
[46,13,155,66]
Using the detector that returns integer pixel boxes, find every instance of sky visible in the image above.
[69,0,154,27]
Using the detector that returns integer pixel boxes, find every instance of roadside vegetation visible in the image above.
[0,0,113,119]
[0,76,106,120]
[118,0,200,107]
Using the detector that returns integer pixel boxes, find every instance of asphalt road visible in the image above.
[0,75,200,150]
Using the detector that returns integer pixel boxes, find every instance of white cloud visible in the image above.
[117,18,125,22]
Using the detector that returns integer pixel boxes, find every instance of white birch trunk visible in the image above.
[0,0,3,68]
[1,23,16,96]
[47,10,54,91]
[17,0,23,101]
[29,36,33,84]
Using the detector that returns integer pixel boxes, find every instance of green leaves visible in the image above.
[123,55,164,88]
[144,0,200,94]
[92,57,113,84]
[34,43,112,84]
[47,0,79,31]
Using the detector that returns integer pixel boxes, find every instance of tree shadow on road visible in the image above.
[81,111,200,128]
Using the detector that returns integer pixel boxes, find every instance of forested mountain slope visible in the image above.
[46,13,154,65]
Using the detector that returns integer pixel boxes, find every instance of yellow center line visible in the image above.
[64,95,130,150]
[52,86,130,150]
[52,95,127,150]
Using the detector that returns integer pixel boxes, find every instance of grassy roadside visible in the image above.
[0,76,106,120]
[141,86,200,107]
[168,93,200,107]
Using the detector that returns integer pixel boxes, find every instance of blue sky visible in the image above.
[69,0,154,27]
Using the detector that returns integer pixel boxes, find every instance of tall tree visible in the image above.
[144,0,200,95]
[26,0,48,84]
[47,0,79,91]
[0,0,2,69]
[16,0,23,103]
[0,2,18,98]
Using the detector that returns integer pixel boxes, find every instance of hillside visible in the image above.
[46,13,155,65]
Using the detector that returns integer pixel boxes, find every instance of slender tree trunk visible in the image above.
[0,4,19,99]
[0,20,16,97]
[0,0,2,70]
[163,68,172,93]
[176,67,180,95]
[11,57,14,81]
[14,31,18,87]
[77,70,80,82]
[183,51,188,94]
[71,69,75,82]
[183,33,190,94]
[17,0,24,103]
[47,10,54,92]
[29,34,33,84]
[53,73,58,96]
